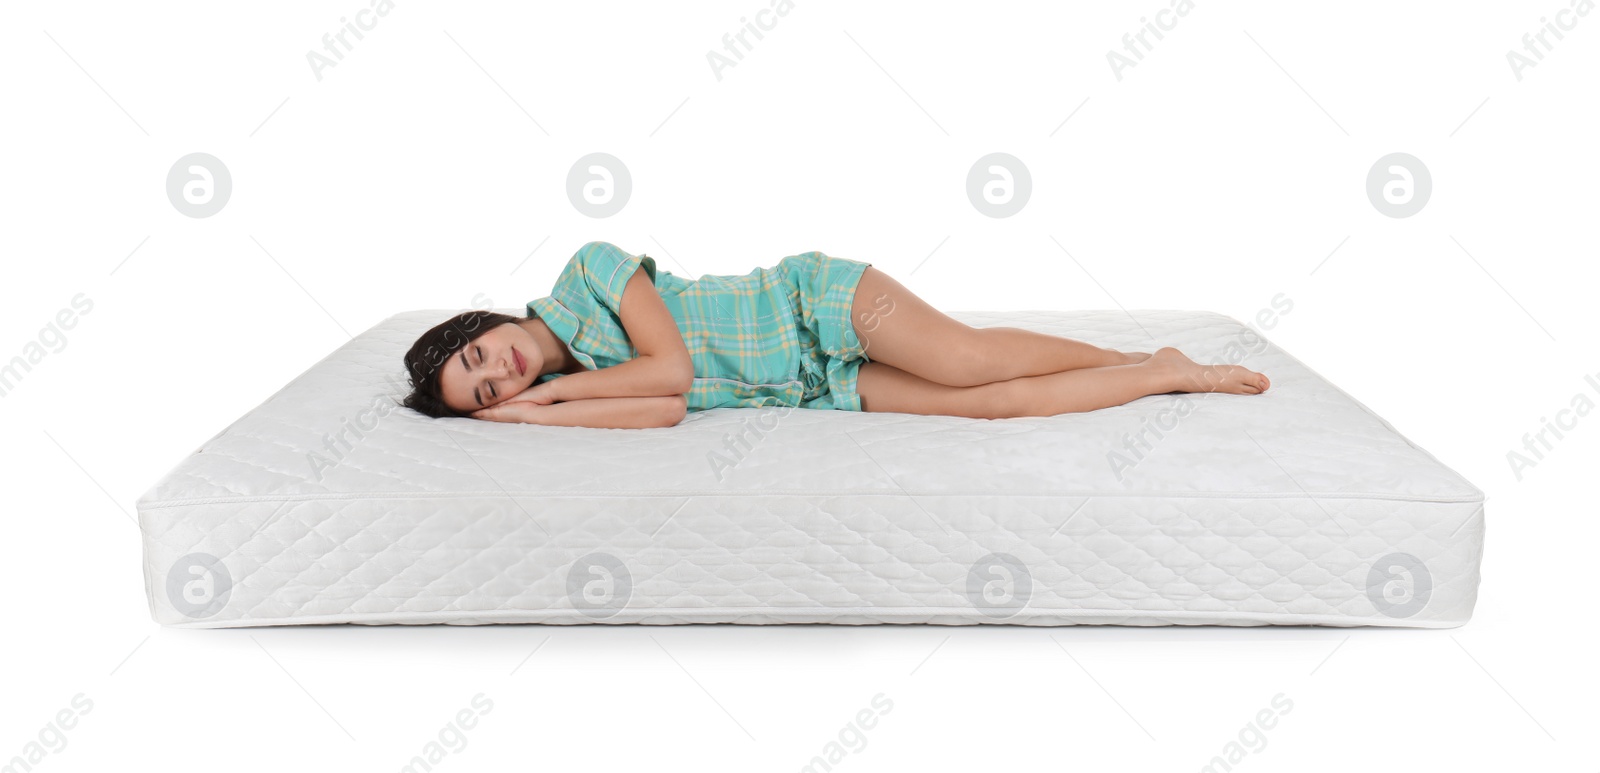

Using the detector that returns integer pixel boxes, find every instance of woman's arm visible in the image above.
[547,265,694,401]
[471,394,687,429]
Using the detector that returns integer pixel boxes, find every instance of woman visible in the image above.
[400,241,1269,428]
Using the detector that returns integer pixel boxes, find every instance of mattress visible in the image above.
[138,309,1485,628]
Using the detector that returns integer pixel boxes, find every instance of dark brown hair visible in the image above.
[399,310,526,418]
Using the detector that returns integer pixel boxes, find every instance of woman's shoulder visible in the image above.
[563,241,656,282]
[546,242,670,314]
[569,241,636,269]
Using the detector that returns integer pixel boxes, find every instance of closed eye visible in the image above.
[478,346,497,399]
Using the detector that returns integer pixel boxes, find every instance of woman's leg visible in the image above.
[855,348,1269,418]
[851,266,1148,388]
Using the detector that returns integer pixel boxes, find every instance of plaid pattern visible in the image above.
[526,241,872,412]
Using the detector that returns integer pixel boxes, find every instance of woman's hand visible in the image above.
[499,380,561,406]
[471,395,688,428]
[471,400,539,423]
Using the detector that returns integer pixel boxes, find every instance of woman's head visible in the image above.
[400,310,544,418]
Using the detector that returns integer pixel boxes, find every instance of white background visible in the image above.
[2,1,1597,770]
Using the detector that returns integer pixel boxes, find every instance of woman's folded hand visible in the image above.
[499,380,561,406]
[470,395,687,428]
[471,400,539,423]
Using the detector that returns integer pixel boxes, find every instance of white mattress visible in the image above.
[138,310,1485,628]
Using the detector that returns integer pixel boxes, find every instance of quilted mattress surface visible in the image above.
[138,309,1485,628]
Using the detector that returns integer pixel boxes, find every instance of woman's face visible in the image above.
[438,321,541,413]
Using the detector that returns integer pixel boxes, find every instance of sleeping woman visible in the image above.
[400,241,1269,429]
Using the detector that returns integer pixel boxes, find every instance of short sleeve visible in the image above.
[573,241,657,319]
[526,242,658,380]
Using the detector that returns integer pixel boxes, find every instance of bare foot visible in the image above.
[1143,347,1270,395]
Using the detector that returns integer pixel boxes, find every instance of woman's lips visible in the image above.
[513,347,525,376]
